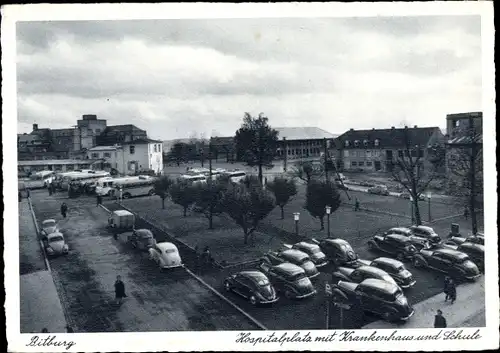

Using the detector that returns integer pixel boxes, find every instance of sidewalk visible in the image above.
[19,199,46,275]
[363,276,485,329]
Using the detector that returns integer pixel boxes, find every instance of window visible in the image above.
[158,144,161,153]
[354,140,360,147]
[130,146,135,154]
[351,161,357,167]
[398,150,403,158]
[366,161,372,166]
[345,140,350,147]
[344,150,349,157]
[366,150,372,157]
[103,152,111,158]
[154,144,157,152]
[358,150,364,157]
[374,139,380,147]
[91,152,99,158]
[358,161,365,167]
[373,150,380,157]
[363,139,368,147]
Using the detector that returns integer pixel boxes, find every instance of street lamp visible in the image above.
[409,195,415,224]
[427,191,432,222]
[293,212,300,237]
[326,206,331,238]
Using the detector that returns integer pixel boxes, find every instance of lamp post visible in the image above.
[409,195,414,224]
[326,206,331,238]
[293,212,300,237]
[427,192,432,223]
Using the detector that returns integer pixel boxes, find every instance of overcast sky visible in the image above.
[16,16,482,140]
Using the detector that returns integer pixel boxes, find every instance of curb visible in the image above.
[27,197,51,272]
[99,204,111,214]
[184,268,267,331]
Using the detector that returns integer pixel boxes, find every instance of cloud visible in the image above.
[16,16,482,140]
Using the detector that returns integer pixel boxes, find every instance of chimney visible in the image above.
[350,128,354,131]
[33,123,38,131]
[414,125,418,128]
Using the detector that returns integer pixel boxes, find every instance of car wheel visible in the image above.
[224,281,231,292]
[249,295,257,306]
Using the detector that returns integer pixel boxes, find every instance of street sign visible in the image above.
[333,302,351,310]
[325,283,332,296]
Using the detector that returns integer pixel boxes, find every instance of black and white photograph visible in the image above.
[2,2,497,352]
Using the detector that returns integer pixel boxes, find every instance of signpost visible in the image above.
[334,302,351,329]
[325,283,332,329]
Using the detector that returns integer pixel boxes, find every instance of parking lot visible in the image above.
[30,190,259,332]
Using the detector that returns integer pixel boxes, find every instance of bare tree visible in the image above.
[391,127,445,225]
[288,160,324,184]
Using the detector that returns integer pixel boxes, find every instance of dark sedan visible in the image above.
[223,271,278,305]
[331,279,414,322]
[409,225,441,244]
[312,238,359,267]
[284,242,328,268]
[261,249,319,278]
[358,257,416,288]
[367,233,418,261]
[412,248,481,281]
[447,235,485,246]
[331,265,399,288]
[259,262,317,300]
[440,241,485,272]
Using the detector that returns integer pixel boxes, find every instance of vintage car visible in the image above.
[412,247,481,280]
[381,227,430,250]
[108,210,135,233]
[399,192,427,201]
[44,232,69,256]
[259,262,317,300]
[447,235,485,246]
[383,227,413,237]
[367,233,419,261]
[331,265,399,288]
[312,238,359,267]
[148,242,183,269]
[261,249,319,278]
[223,270,278,305]
[39,219,59,239]
[127,229,156,250]
[409,225,441,244]
[439,241,484,272]
[331,279,414,322]
[283,242,328,268]
[368,185,390,196]
[357,257,416,288]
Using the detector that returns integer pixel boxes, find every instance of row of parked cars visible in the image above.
[222,225,484,323]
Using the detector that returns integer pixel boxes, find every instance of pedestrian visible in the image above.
[66,326,74,333]
[448,279,457,304]
[26,188,30,198]
[114,275,127,305]
[119,187,123,203]
[464,207,469,220]
[18,191,22,202]
[96,194,102,207]
[202,246,211,267]
[434,309,447,328]
[48,183,53,196]
[354,198,360,211]
[60,202,68,218]
[443,276,451,302]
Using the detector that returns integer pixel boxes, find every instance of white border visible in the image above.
[2,2,497,352]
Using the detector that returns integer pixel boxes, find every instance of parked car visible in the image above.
[223,270,278,305]
[312,238,359,267]
[283,242,328,268]
[127,229,155,250]
[259,262,317,299]
[148,242,183,269]
[331,265,399,288]
[447,235,485,246]
[357,257,416,288]
[368,185,390,196]
[367,233,418,261]
[412,248,481,280]
[331,279,414,322]
[44,232,69,256]
[383,227,413,237]
[399,192,427,201]
[409,225,441,244]
[334,173,346,181]
[439,241,484,271]
[261,249,319,278]
[381,227,430,250]
[40,219,58,239]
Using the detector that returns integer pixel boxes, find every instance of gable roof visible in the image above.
[120,138,162,145]
[336,127,441,149]
[275,127,338,141]
[104,124,147,133]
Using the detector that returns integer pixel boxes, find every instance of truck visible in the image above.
[107,210,155,250]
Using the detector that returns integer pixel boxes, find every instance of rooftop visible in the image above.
[18,159,99,166]
[88,145,121,151]
[121,138,163,145]
[275,127,338,141]
[104,124,147,132]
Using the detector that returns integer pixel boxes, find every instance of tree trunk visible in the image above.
[280,206,284,220]
[320,216,324,231]
[161,197,165,209]
[183,206,187,217]
[243,230,249,245]
[258,163,263,186]
[414,199,422,225]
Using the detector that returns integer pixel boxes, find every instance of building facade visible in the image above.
[274,127,338,162]
[87,138,163,175]
[446,112,483,139]
[335,126,446,173]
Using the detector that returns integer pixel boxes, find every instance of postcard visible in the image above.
[2,1,497,352]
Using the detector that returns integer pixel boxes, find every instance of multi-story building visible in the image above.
[446,112,483,139]
[87,138,163,175]
[335,126,446,173]
[96,124,148,146]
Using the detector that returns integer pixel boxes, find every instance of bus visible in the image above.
[222,170,247,183]
[94,177,119,196]
[113,175,157,199]
[179,174,207,184]
[22,170,56,189]
[61,171,111,190]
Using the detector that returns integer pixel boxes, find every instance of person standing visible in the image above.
[443,276,451,302]
[114,275,127,305]
[354,199,360,212]
[18,191,22,202]
[464,207,469,220]
[60,202,68,218]
[96,193,103,207]
[48,183,53,196]
[448,279,457,304]
[434,309,447,328]
[26,188,30,198]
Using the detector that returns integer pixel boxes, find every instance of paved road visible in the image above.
[30,190,258,332]
[19,198,46,275]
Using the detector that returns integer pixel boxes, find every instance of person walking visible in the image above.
[60,202,68,218]
[354,199,360,212]
[464,207,469,220]
[114,275,127,305]
[96,193,103,207]
[26,188,30,198]
[434,309,447,328]
[448,279,457,304]
[443,276,451,302]
[48,183,53,196]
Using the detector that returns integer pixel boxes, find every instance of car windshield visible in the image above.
[49,236,63,242]
[310,247,321,254]
[453,254,470,263]
[296,256,311,264]
[396,265,406,272]
[289,272,307,282]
